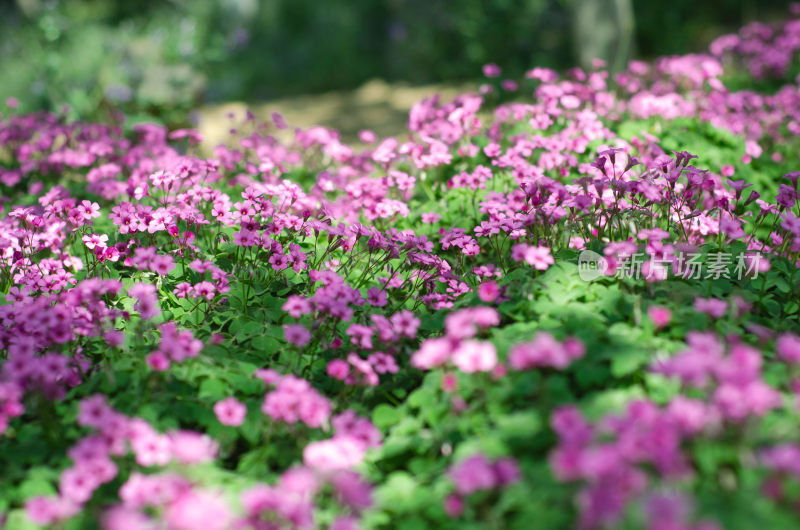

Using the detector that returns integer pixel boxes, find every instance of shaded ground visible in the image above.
[197,79,474,149]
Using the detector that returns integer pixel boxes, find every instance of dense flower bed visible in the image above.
[2,8,800,530]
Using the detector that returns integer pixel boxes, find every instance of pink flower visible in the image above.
[525,245,554,270]
[157,322,202,362]
[271,111,288,129]
[560,95,580,109]
[192,281,215,300]
[346,324,374,349]
[169,431,219,464]
[667,396,712,434]
[451,340,497,373]
[390,310,420,338]
[130,246,156,270]
[358,129,377,143]
[283,295,312,318]
[745,140,762,159]
[173,282,192,298]
[303,436,366,472]
[421,212,441,223]
[150,254,175,275]
[25,496,79,526]
[449,454,497,494]
[332,410,382,449]
[441,372,458,393]
[647,306,672,329]
[262,375,331,428]
[366,287,388,307]
[367,352,398,374]
[744,252,770,274]
[331,516,360,530]
[233,229,259,247]
[694,297,727,318]
[493,458,521,485]
[131,432,172,467]
[77,395,113,428]
[82,233,108,250]
[146,351,170,371]
[477,280,501,302]
[60,466,100,503]
[280,466,322,498]
[444,494,464,517]
[651,331,723,387]
[102,246,121,262]
[782,212,800,236]
[0,382,24,432]
[284,324,312,347]
[78,200,101,219]
[482,63,501,77]
[240,483,313,527]
[509,333,584,370]
[347,353,380,386]
[128,283,160,320]
[513,244,555,270]
[777,333,800,364]
[444,307,500,339]
[713,381,780,420]
[643,493,692,530]
[165,491,232,530]
[501,79,518,91]
[214,397,247,426]
[5,285,30,303]
[102,507,154,530]
[269,253,289,271]
[372,138,398,164]
[411,337,455,369]
[104,330,125,347]
[761,444,800,476]
[327,359,351,380]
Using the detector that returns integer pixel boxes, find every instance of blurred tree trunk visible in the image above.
[15,0,40,17]
[570,0,634,73]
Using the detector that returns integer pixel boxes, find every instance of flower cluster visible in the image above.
[26,395,218,526]
[260,371,332,428]
[411,307,500,372]
[3,5,800,529]
[146,322,204,371]
[444,453,520,517]
[508,332,585,370]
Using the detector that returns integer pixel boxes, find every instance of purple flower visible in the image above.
[482,63,501,78]
[284,324,312,347]
[449,454,497,495]
[777,333,800,363]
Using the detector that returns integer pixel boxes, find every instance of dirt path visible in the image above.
[197,79,474,148]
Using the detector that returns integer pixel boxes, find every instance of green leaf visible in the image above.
[16,472,57,500]
[373,404,403,429]
[377,472,421,513]
[497,411,541,439]
[610,349,648,377]
[236,320,264,340]
[199,377,229,399]
[250,334,281,354]
[407,387,436,410]
[237,449,269,475]
[3,509,42,530]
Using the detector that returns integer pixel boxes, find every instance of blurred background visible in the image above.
[0,0,792,131]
